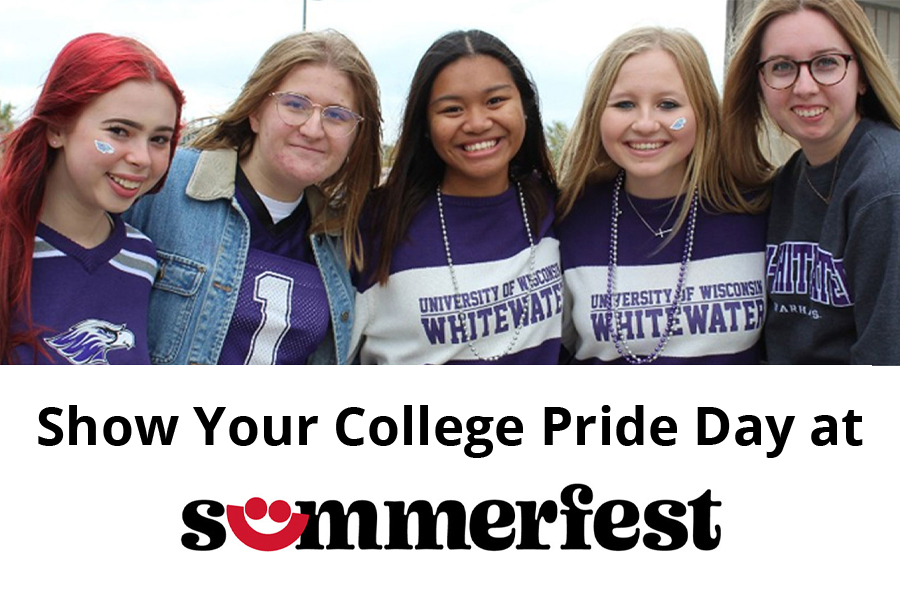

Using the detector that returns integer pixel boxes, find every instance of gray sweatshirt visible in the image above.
[765,118,900,364]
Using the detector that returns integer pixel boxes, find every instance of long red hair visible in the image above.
[0,33,185,363]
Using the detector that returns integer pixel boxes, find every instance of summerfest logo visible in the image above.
[182,485,721,552]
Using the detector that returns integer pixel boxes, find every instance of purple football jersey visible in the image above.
[217,170,329,364]
[15,216,156,365]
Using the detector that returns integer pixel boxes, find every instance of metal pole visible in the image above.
[303,0,308,31]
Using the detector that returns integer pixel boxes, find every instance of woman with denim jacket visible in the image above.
[127,30,382,364]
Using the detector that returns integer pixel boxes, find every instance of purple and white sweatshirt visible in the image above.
[351,186,562,364]
[558,181,767,364]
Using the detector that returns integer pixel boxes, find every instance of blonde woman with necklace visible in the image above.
[557,27,767,364]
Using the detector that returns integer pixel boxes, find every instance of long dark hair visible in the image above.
[0,33,185,363]
[368,29,557,284]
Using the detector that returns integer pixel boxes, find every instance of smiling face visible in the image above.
[46,80,177,219]
[600,48,697,199]
[244,62,358,201]
[759,9,864,166]
[427,54,526,197]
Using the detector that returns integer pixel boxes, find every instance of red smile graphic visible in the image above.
[226,497,309,551]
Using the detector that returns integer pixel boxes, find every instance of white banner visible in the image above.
[1,366,893,598]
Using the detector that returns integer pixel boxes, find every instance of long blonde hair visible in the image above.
[558,27,761,230]
[190,30,382,268]
[722,0,900,190]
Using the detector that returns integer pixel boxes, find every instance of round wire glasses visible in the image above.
[269,92,363,137]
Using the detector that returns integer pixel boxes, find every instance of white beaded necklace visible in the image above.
[435,182,536,362]
[607,170,699,364]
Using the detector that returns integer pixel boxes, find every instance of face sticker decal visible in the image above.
[94,139,115,154]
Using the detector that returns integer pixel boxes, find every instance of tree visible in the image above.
[379,141,396,184]
[0,101,15,135]
[381,142,395,168]
[544,120,569,168]
[0,101,15,164]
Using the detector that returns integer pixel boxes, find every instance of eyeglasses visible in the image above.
[757,53,855,90]
[269,92,363,137]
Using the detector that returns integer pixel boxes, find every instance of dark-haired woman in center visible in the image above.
[350,30,561,364]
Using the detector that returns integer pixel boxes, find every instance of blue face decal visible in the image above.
[94,140,115,154]
[669,117,687,131]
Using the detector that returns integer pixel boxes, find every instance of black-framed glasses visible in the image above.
[757,53,855,90]
[269,92,363,137]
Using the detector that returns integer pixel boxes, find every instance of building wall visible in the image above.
[860,1,900,78]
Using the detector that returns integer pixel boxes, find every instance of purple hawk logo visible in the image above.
[44,319,136,365]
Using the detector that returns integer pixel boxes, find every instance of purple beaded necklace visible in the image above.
[606,170,699,364]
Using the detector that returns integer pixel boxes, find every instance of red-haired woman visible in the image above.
[0,33,184,364]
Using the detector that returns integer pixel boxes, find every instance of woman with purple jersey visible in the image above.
[350,30,561,364]
[0,33,184,365]
[126,30,382,365]
[556,27,767,364]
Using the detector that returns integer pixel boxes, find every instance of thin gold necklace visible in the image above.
[804,151,841,205]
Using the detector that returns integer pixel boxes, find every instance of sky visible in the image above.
[0,0,728,142]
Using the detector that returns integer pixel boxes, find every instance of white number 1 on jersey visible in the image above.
[244,272,294,365]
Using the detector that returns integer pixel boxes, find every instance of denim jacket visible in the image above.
[125,147,354,364]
